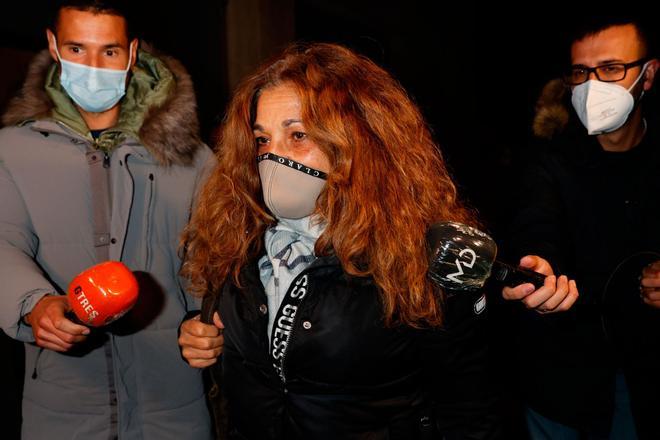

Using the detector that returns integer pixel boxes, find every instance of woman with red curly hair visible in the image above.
[178,42,500,439]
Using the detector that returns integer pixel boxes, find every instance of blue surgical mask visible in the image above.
[52,37,134,113]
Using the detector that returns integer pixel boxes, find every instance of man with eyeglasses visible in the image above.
[503,14,660,440]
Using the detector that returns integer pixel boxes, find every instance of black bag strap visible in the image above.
[201,291,221,325]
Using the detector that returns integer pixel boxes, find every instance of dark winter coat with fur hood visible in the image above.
[508,78,660,437]
[0,46,214,439]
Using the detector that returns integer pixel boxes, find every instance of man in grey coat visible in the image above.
[0,1,214,438]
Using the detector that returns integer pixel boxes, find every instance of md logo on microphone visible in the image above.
[447,248,478,284]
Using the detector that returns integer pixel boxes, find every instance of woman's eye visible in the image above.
[292,131,307,141]
[255,136,269,146]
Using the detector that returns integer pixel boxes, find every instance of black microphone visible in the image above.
[426,222,546,291]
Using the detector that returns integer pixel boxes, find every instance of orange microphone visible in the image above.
[67,261,139,327]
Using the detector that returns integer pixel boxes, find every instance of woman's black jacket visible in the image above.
[202,255,501,439]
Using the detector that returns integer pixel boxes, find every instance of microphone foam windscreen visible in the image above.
[67,261,139,327]
[427,222,497,291]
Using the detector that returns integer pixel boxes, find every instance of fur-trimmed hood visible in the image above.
[532,78,571,140]
[1,44,202,166]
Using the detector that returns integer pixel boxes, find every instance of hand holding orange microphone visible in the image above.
[27,261,139,352]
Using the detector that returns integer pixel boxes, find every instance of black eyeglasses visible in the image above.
[563,58,648,85]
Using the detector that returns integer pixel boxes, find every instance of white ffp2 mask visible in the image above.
[571,63,648,135]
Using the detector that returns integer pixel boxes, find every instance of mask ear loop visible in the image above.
[628,61,650,100]
[630,64,650,137]
[641,117,648,137]
[51,35,63,62]
[124,41,135,72]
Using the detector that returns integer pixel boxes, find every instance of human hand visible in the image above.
[178,312,224,368]
[26,295,90,351]
[640,260,660,309]
[502,255,579,313]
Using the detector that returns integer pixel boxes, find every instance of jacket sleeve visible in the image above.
[0,161,56,342]
[420,289,502,439]
[504,149,571,274]
[178,145,217,312]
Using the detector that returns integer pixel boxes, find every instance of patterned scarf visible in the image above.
[259,216,325,341]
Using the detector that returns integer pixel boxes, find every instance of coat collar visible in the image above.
[2,44,203,166]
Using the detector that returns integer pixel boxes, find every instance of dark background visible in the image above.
[0,1,581,232]
[0,1,589,232]
[1,1,652,438]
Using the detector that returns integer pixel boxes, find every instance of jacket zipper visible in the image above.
[278,282,300,386]
[54,120,119,435]
[144,173,154,269]
[54,120,91,140]
[277,263,331,385]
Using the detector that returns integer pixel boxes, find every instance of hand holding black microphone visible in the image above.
[427,222,579,313]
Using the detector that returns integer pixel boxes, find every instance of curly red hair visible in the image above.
[181,42,477,327]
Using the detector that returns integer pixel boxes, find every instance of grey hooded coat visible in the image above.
[0,48,214,439]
